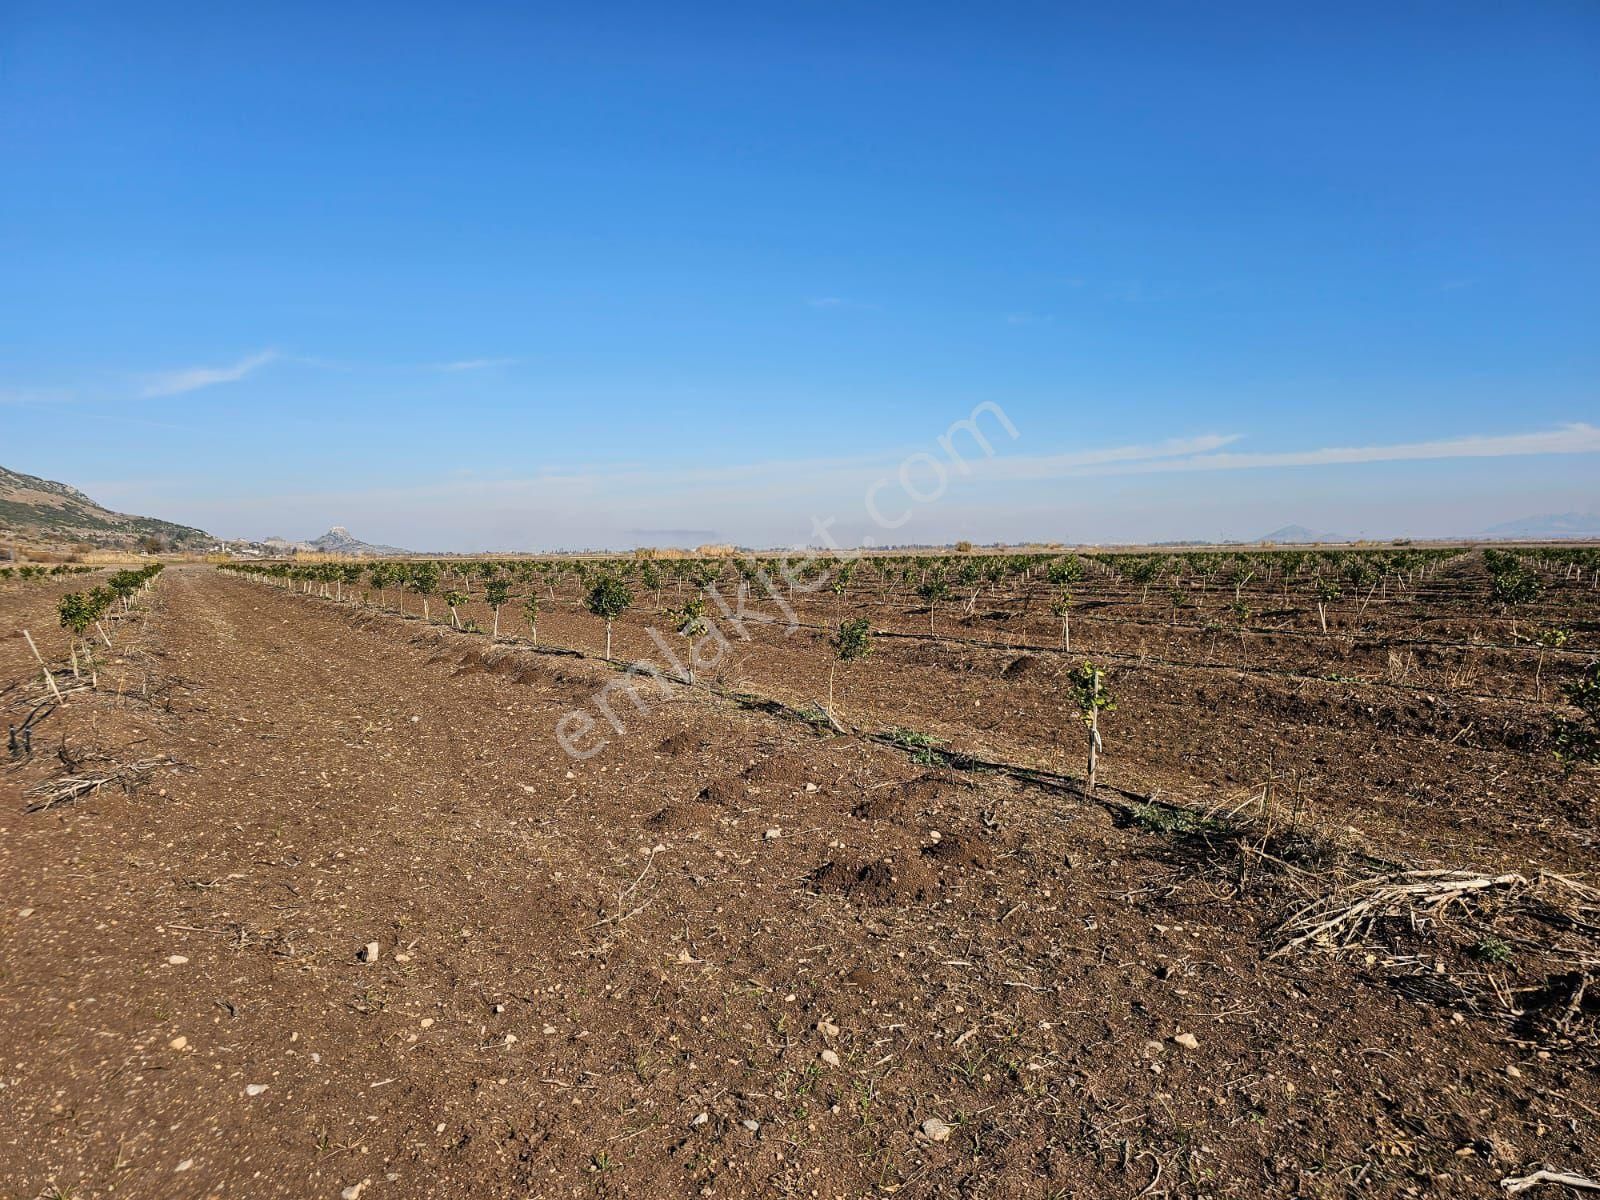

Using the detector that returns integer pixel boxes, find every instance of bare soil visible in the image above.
[2,565,1598,1199]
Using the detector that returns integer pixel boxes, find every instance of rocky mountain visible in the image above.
[256,527,415,557]
[0,464,213,551]
[1481,512,1600,538]
[309,526,414,556]
[1256,524,1347,544]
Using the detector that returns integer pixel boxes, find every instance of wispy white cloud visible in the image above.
[114,419,1600,550]
[0,385,76,407]
[430,357,517,372]
[1091,423,1600,477]
[141,350,278,397]
[194,424,1597,521]
[977,434,1241,482]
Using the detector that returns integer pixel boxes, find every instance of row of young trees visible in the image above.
[221,560,638,661]
[217,544,1471,612]
[230,543,1594,607]
[219,542,1591,697]
[1513,545,1600,587]
[219,557,1139,795]
[223,541,1600,789]
[2,564,99,583]
[218,540,1596,689]
[54,564,165,681]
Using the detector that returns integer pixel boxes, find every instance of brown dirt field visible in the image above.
[2,566,1598,1199]
[388,556,1600,874]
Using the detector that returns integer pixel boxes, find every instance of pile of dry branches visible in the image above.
[1272,868,1600,1046]
[23,755,176,813]
[1271,869,1579,955]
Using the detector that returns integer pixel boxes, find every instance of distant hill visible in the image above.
[309,526,414,556]
[1481,512,1600,539]
[0,463,212,551]
[1256,524,1347,544]
[257,527,415,557]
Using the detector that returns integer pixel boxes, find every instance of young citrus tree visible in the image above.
[485,576,513,639]
[107,570,141,612]
[1125,557,1161,606]
[1167,584,1189,624]
[918,576,952,635]
[88,586,116,649]
[1485,551,1543,637]
[1047,554,1084,589]
[640,560,663,604]
[57,592,94,677]
[1553,659,1600,771]
[1314,579,1340,634]
[671,594,709,684]
[443,589,468,628]
[1068,662,1114,795]
[586,575,633,660]
[339,563,363,603]
[830,561,857,619]
[1050,587,1073,649]
[409,561,441,621]
[828,617,872,719]
[522,593,541,646]
[369,562,398,609]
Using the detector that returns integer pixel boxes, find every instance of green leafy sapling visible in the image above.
[1068,662,1115,795]
[1314,579,1341,635]
[443,589,468,628]
[1553,658,1600,771]
[586,576,633,660]
[57,592,92,677]
[917,576,952,635]
[828,617,873,719]
[671,594,709,683]
[409,561,441,621]
[484,576,513,639]
[1050,588,1072,650]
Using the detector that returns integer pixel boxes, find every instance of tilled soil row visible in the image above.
[3,567,1597,1200]
[279,573,1600,876]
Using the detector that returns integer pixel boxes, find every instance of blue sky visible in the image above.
[2,1,1596,549]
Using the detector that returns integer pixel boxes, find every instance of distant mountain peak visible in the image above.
[1481,512,1600,538]
[306,527,413,556]
[1257,524,1346,544]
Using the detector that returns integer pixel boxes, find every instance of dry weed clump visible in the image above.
[1273,869,1600,1046]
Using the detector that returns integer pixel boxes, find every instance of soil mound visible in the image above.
[852,773,969,821]
[645,801,721,831]
[744,751,813,787]
[807,854,938,904]
[697,778,746,807]
[922,831,993,872]
[658,730,702,757]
